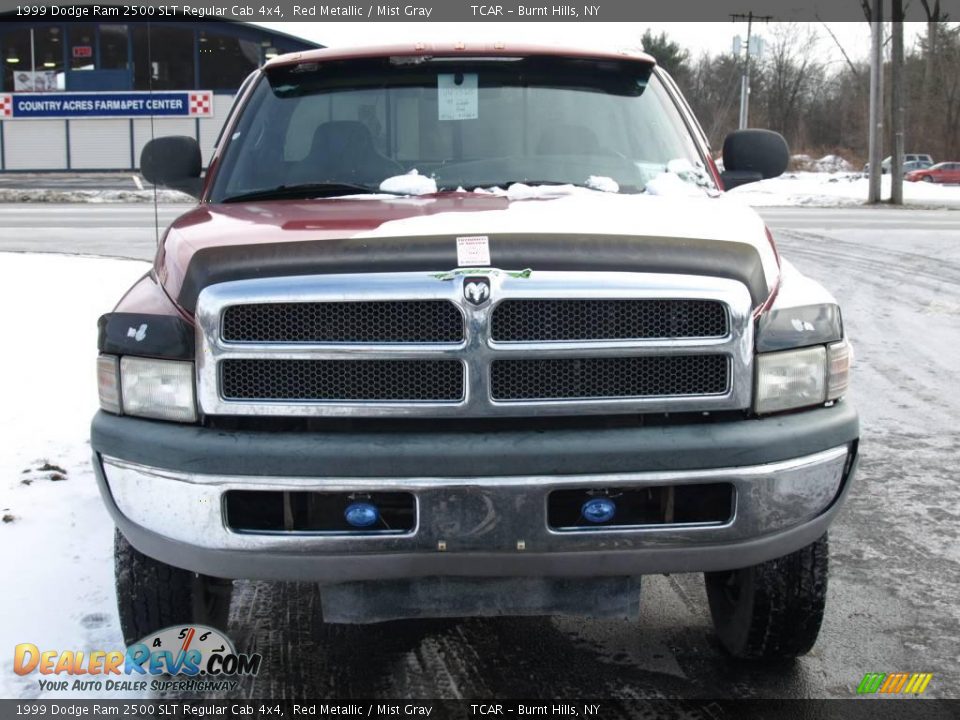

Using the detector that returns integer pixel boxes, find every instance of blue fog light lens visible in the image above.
[344,502,379,528]
[581,497,616,524]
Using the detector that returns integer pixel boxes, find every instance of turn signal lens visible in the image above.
[97,354,121,415]
[827,340,851,400]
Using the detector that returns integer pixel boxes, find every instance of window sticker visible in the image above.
[438,73,479,121]
[456,236,491,266]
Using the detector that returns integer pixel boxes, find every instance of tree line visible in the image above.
[642,21,960,166]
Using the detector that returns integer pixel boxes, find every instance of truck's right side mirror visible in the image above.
[140,136,203,198]
[720,129,789,190]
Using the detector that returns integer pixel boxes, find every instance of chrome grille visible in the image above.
[491,356,729,401]
[491,299,727,342]
[222,300,463,343]
[221,359,463,402]
[196,270,754,418]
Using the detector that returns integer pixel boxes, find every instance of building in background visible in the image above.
[0,19,318,171]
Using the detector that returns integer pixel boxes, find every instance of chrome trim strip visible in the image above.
[102,446,847,553]
[196,270,754,418]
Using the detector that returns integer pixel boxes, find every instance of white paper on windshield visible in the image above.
[438,73,479,121]
[456,236,490,266]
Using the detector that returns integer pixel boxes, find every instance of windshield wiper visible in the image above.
[221,182,393,203]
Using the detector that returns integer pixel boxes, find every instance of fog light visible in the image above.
[581,497,616,524]
[344,502,379,528]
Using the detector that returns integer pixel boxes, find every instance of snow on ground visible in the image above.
[791,154,855,173]
[727,171,960,209]
[0,253,150,699]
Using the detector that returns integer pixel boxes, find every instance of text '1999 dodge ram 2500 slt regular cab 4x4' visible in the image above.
[92,43,858,660]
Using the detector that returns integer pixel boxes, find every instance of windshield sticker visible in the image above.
[456,235,491,266]
[438,73,479,121]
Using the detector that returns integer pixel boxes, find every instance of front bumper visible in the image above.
[92,403,858,582]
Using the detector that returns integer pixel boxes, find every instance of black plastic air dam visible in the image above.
[91,401,858,478]
[175,232,770,313]
[320,576,643,623]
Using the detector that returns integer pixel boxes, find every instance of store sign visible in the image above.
[72,46,94,59]
[0,91,213,119]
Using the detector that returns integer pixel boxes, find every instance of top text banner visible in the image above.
[0,0,936,22]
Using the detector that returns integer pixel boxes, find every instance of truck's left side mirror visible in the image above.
[720,129,789,190]
[140,136,203,198]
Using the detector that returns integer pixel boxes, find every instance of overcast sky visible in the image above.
[257,21,930,66]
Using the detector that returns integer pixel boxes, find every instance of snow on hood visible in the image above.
[644,171,709,197]
[379,169,438,195]
[355,191,779,288]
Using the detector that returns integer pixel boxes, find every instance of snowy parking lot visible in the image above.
[1,204,959,701]
[728,170,960,208]
[0,254,148,699]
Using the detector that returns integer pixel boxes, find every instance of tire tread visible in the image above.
[706,533,828,659]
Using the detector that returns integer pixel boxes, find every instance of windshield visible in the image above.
[210,56,714,202]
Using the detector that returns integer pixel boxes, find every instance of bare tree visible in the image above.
[919,0,945,140]
[761,24,824,149]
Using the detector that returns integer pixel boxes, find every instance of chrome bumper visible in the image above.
[101,446,850,558]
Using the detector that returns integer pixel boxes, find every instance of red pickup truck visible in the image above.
[93,43,857,660]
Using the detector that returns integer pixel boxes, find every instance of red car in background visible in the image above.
[906,162,960,183]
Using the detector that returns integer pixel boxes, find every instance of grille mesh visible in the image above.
[491,299,727,342]
[221,359,464,402]
[222,301,463,343]
[491,355,728,400]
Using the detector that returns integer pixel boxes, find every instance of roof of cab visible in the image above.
[264,42,657,69]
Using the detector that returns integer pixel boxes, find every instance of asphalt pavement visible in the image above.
[1,203,958,702]
[0,172,146,192]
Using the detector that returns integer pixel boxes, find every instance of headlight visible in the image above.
[755,340,851,414]
[97,355,197,422]
[120,357,197,422]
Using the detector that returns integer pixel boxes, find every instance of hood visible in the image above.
[157,191,779,314]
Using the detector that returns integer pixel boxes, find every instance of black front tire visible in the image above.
[114,530,233,645]
[704,533,828,659]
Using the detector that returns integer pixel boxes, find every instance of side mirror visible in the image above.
[140,136,203,198]
[720,129,789,190]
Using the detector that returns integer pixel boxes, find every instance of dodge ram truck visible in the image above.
[92,43,858,659]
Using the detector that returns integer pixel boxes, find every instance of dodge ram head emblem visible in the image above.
[463,278,491,306]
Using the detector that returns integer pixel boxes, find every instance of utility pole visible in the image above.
[891,0,905,205]
[29,27,36,89]
[732,11,772,129]
[867,0,884,204]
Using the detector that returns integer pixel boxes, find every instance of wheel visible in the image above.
[704,533,828,659]
[922,176,934,183]
[114,529,233,645]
